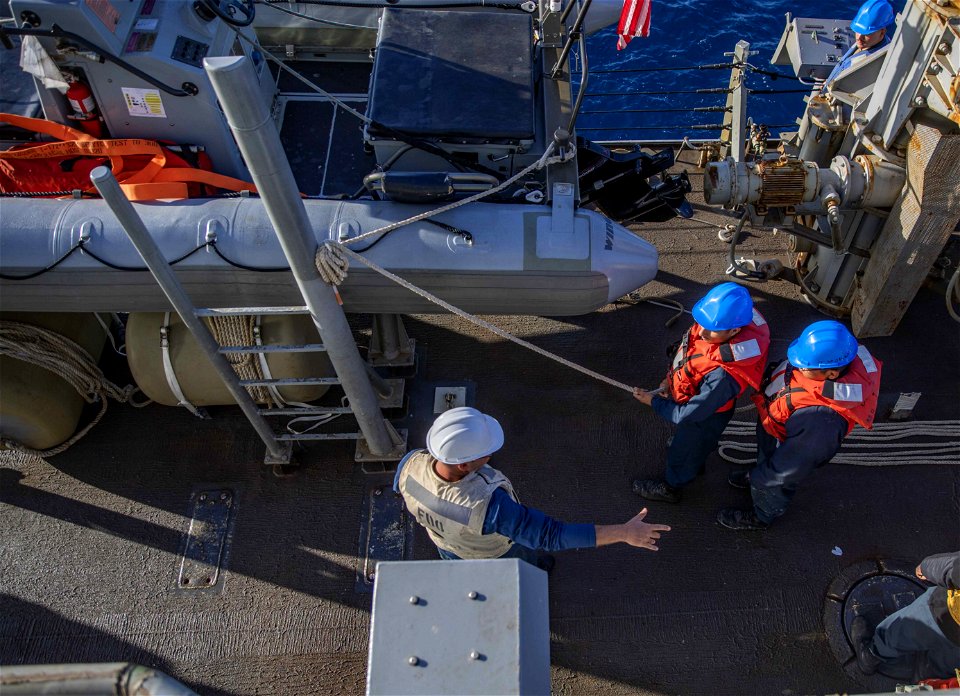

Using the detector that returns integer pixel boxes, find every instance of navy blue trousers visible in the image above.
[871,587,960,679]
[749,422,828,524]
[437,543,538,565]
[664,408,735,488]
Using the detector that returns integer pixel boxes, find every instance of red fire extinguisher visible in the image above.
[65,76,104,138]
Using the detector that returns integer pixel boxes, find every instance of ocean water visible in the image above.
[578,0,904,140]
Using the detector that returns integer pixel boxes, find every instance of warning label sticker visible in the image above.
[85,0,120,32]
[122,88,166,118]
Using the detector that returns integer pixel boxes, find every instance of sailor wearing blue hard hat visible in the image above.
[822,0,896,91]
[717,320,883,530]
[632,283,770,504]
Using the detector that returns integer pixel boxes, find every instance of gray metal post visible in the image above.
[203,55,393,456]
[721,40,751,161]
[89,167,289,463]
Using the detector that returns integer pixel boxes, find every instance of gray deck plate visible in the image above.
[2,152,958,695]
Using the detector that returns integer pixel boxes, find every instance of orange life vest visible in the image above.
[667,309,771,413]
[0,113,257,200]
[752,345,882,442]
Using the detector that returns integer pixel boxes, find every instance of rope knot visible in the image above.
[315,240,349,286]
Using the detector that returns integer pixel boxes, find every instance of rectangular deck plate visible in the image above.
[432,386,466,413]
[356,483,414,593]
[177,489,233,590]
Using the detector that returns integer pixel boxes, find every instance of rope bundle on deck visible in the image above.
[0,320,151,457]
[718,420,960,467]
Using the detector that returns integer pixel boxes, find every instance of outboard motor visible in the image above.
[576,138,693,223]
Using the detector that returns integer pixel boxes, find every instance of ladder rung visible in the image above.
[258,407,353,416]
[218,344,327,354]
[240,377,341,387]
[276,432,361,441]
[195,306,310,317]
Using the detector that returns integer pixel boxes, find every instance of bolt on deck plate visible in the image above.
[177,489,234,590]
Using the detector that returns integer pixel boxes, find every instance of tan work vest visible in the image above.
[398,450,517,559]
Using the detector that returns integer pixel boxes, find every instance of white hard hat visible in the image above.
[426,407,504,465]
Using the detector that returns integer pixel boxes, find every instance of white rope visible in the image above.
[320,242,635,393]
[0,320,151,458]
[718,419,960,466]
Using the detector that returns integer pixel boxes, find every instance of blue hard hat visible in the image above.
[850,0,895,34]
[787,320,859,369]
[691,282,754,331]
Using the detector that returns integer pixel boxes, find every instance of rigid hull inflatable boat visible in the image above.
[0,196,658,316]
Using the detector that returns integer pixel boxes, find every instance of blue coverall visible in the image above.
[871,551,960,679]
[393,453,596,562]
[748,406,847,524]
[650,368,741,489]
[821,34,891,93]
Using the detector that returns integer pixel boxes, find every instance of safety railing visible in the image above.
[568,38,808,151]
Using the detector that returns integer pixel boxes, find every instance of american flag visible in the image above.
[616,0,652,50]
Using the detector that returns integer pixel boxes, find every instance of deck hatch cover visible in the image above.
[367,10,535,142]
[356,484,414,593]
[178,489,233,590]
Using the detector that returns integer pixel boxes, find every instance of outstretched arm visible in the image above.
[595,508,671,551]
[483,491,670,552]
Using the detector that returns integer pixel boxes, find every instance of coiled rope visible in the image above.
[0,321,151,458]
[718,419,960,467]
[206,315,273,405]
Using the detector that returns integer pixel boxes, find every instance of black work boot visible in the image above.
[727,470,751,489]
[536,555,556,575]
[850,616,882,675]
[716,507,769,531]
[632,478,682,503]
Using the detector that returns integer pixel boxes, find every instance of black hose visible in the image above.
[79,241,211,272]
[0,243,82,280]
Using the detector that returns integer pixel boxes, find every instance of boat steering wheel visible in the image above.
[198,0,255,27]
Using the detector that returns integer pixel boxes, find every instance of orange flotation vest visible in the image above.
[667,308,771,413]
[0,113,257,200]
[752,345,882,442]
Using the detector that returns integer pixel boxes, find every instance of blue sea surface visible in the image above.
[578,0,903,140]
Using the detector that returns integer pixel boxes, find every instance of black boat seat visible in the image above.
[366,9,535,145]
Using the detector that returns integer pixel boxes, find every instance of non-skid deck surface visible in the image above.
[2,161,958,695]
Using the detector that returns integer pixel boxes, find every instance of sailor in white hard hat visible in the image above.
[395,407,670,570]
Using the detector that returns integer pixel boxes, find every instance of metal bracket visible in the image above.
[263,439,294,466]
[378,378,406,409]
[356,424,408,466]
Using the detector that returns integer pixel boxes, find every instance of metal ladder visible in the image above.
[197,305,407,456]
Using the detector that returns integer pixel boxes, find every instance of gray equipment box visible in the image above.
[9,0,275,180]
[772,15,855,81]
[366,559,550,695]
